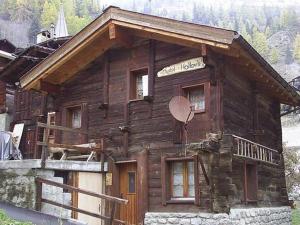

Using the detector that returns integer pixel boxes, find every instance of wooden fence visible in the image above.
[35,122,105,168]
[36,177,128,225]
[232,135,279,165]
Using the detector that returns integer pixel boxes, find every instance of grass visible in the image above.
[0,210,33,225]
[292,208,300,225]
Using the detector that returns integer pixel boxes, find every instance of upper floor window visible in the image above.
[67,106,81,129]
[185,85,205,112]
[130,69,148,100]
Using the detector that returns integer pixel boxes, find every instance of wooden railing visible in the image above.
[36,177,128,225]
[232,135,279,165]
[35,122,104,168]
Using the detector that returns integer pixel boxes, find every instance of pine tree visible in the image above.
[252,26,268,57]
[41,0,58,29]
[293,34,300,63]
[269,48,279,64]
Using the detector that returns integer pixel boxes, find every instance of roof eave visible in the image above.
[234,34,300,106]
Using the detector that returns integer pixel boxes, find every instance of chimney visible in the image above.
[50,23,55,38]
[36,30,51,44]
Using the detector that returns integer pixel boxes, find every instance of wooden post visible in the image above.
[35,179,42,211]
[109,202,116,225]
[41,117,50,168]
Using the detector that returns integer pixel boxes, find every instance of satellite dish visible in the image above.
[169,96,194,123]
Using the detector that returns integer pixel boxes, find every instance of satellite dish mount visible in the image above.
[169,96,195,156]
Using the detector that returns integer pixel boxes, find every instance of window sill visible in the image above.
[194,110,205,114]
[166,198,195,204]
[129,96,153,103]
[129,99,145,103]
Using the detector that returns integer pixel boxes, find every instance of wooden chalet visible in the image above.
[1,6,299,225]
[0,39,16,131]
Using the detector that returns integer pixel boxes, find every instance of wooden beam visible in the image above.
[36,142,101,153]
[36,177,128,204]
[36,80,61,95]
[37,122,88,134]
[42,34,115,85]
[113,20,230,49]
[108,23,133,48]
[148,40,155,97]
[20,23,111,89]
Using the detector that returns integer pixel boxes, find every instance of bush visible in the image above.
[0,210,33,225]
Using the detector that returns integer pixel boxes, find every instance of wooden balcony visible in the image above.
[232,135,280,165]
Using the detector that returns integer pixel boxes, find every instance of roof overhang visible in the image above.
[19,6,300,106]
[0,50,15,60]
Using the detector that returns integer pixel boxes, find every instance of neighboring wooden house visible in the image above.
[0,39,16,131]
[0,37,70,158]
[1,6,299,225]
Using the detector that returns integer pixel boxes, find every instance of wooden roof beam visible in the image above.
[109,23,133,48]
[36,80,61,95]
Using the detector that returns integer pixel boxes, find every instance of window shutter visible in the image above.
[194,155,200,206]
[161,155,167,206]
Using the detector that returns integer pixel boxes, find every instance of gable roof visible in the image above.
[18,6,300,106]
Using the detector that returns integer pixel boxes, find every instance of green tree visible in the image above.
[252,26,268,57]
[41,0,57,29]
[283,145,300,194]
[269,48,279,64]
[240,23,252,43]
[293,34,300,63]
[66,14,91,35]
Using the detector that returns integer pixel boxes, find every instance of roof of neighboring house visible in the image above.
[9,6,300,105]
[0,37,71,84]
[0,39,16,53]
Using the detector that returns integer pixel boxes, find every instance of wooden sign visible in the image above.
[106,173,112,186]
[157,57,205,77]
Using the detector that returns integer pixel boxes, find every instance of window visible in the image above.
[67,106,82,128]
[185,85,205,112]
[171,161,195,199]
[244,162,258,202]
[128,172,136,194]
[161,156,199,205]
[130,69,148,100]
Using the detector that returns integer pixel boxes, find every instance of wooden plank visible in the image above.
[37,122,88,134]
[36,177,128,204]
[42,198,111,221]
[36,142,101,154]
[35,179,42,211]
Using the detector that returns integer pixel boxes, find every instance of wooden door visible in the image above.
[76,172,104,225]
[119,163,137,225]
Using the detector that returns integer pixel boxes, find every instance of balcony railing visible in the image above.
[232,135,280,165]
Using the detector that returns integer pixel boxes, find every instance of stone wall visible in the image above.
[144,207,291,225]
[0,168,36,209]
[0,168,71,218]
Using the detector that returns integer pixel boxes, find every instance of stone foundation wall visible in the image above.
[144,207,291,225]
[0,168,71,218]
